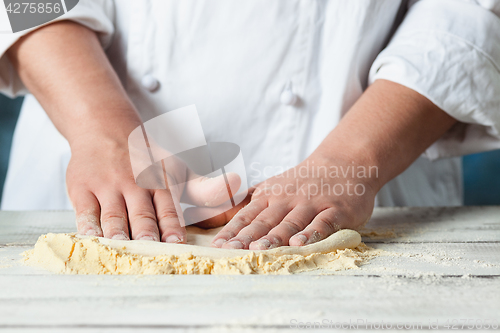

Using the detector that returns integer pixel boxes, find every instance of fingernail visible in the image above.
[85,229,99,237]
[137,235,156,241]
[212,238,226,248]
[165,235,181,243]
[294,234,308,246]
[224,240,244,249]
[111,234,129,241]
[253,239,271,250]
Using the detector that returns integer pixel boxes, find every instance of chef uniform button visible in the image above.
[280,89,297,106]
[141,75,160,92]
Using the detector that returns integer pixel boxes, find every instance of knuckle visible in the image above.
[317,215,338,233]
[232,219,252,232]
[281,218,304,234]
[231,212,255,229]
[157,207,179,220]
[252,217,276,230]
[130,210,157,222]
[101,212,127,223]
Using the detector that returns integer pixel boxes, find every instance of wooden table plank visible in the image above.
[0,275,498,329]
[362,206,500,243]
[0,211,76,246]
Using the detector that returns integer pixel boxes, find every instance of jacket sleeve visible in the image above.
[0,0,115,98]
[369,0,500,159]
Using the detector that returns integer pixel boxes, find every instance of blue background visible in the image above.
[1,94,500,206]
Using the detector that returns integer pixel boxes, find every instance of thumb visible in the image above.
[182,171,241,207]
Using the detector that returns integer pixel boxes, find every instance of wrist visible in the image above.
[309,142,383,195]
[66,106,142,151]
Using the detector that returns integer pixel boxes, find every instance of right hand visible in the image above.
[67,135,240,243]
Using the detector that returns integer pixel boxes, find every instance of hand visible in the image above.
[208,79,458,249]
[67,135,240,242]
[210,153,378,250]
[7,21,242,243]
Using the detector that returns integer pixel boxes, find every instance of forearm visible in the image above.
[6,21,140,147]
[314,79,457,191]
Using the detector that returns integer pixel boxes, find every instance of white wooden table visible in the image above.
[0,207,499,332]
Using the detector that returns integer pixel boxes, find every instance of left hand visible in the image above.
[203,79,457,249]
[209,153,378,250]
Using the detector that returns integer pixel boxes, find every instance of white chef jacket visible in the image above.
[1,0,500,210]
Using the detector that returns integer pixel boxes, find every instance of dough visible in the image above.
[23,227,377,275]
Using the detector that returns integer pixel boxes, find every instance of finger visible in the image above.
[123,188,160,241]
[249,205,317,250]
[211,198,268,248]
[222,204,291,249]
[72,190,102,237]
[183,171,241,207]
[98,192,130,240]
[289,208,346,246]
[153,189,187,243]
